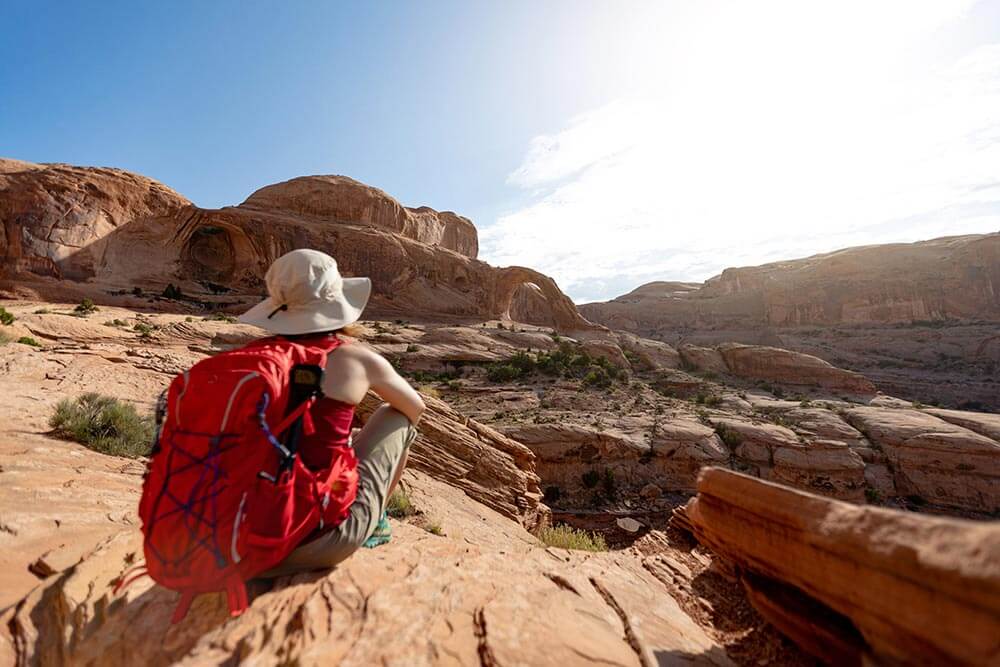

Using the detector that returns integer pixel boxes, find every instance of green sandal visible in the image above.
[362,511,392,549]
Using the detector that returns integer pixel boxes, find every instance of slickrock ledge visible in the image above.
[1,470,734,666]
[686,467,1000,666]
[355,392,549,529]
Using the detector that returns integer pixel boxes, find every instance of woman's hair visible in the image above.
[282,323,364,340]
[335,323,364,339]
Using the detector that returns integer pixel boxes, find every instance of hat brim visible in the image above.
[237,277,372,335]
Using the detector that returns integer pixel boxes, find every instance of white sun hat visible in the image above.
[238,249,372,335]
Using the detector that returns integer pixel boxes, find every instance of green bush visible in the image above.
[486,343,623,387]
[714,424,743,448]
[74,299,99,316]
[17,336,42,348]
[49,393,154,458]
[134,322,157,338]
[406,344,419,353]
[34,308,50,315]
[386,488,417,518]
[0,307,15,325]
[582,366,612,388]
[0,331,12,345]
[425,521,444,536]
[162,283,184,299]
[536,525,607,552]
[203,312,237,323]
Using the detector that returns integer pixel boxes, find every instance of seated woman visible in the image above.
[238,248,425,576]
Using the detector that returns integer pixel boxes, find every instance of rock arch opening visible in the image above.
[181,225,236,282]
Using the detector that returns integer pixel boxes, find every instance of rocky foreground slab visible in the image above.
[685,467,1000,665]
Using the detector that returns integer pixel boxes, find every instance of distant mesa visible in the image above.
[581,233,1000,329]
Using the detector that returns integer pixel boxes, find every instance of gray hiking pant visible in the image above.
[258,404,416,577]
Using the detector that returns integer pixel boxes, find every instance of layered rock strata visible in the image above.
[686,467,1000,666]
[0,160,592,331]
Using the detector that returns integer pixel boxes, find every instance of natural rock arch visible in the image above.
[491,267,594,332]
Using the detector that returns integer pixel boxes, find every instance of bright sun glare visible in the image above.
[482,0,1000,302]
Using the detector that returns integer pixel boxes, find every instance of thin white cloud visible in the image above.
[481,0,999,303]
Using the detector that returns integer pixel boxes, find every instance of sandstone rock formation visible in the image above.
[582,233,1000,329]
[843,406,1000,512]
[0,160,593,331]
[1,468,735,667]
[0,160,190,280]
[581,233,1000,410]
[241,175,479,258]
[679,343,877,395]
[686,467,1000,665]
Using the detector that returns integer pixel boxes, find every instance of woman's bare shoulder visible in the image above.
[330,340,388,367]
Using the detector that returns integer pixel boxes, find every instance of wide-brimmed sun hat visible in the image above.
[238,249,372,335]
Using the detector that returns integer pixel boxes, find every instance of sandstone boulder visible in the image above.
[580,339,630,369]
[712,418,866,501]
[614,332,681,370]
[844,406,1000,512]
[503,418,729,500]
[717,343,876,394]
[687,467,1000,666]
[678,344,729,374]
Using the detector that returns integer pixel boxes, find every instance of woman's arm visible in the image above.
[363,350,426,425]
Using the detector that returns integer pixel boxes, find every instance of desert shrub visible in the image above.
[865,488,882,503]
[417,384,441,399]
[134,322,157,338]
[581,469,601,488]
[0,331,12,345]
[105,319,128,327]
[406,344,419,353]
[536,525,607,552]
[34,308,50,315]
[386,488,417,518]
[74,299,99,316]
[582,366,612,388]
[0,307,15,325]
[425,521,444,536]
[714,424,743,448]
[17,336,42,348]
[771,385,786,399]
[486,343,623,388]
[131,287,143,297]
[162,283,184,299]
[203,312,237,323]
[486,350,536,383]
[49,393,154,458]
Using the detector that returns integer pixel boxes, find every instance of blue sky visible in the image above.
[3,1,1000,302]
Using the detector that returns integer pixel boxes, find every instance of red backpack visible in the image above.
[125,336,359,623]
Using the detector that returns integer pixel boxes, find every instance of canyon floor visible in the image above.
[1,299,998,665]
